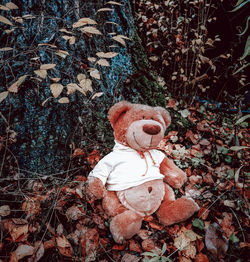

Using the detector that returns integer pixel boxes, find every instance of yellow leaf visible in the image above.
[112,35,126,45]
[92,92,103,99]
[0,47,13,51]
[97,7,113,12]
[0,15,13,26]
[40,63,56,70]
[69,36,76,45]
[77,73,87,82]
[80,26,102,35]
[58,97,69,103]
[50,83,64,98]
[106,1,123,5]
[88,57,97,63]
[34,69,47,79]
[96,51,118,58]
[0,91,9,103]
[0,5,10,11]
[90,69,100,80]
[8,75,27,93]
[97,58,110,66]
[5,2,19,10]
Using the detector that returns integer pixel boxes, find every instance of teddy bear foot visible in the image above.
[110,210,143,244]
[157,197,199,226]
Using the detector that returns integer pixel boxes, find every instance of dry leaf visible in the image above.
[6,2,19,10]
[0,205,11,216]
[62,35,75,44]
[22,197,41,215]
[38,43,57,48]
[205,222,228,259]
[0,91,9,103]
[56,235,73,257]
[55,50,69,58]
[92,92,103,99]
[0,47,13,51]
[0,15,13,26]
[34,69,47,79]
[8,75,27,93]
[106,1,123,5]
[66,83,78,94]
[58,97,69,103]
[0,4,10,11]
[65,206,84,220]
[40,63,56,70]
[90,69,100,80]
[96,51,118,58]
[80,26,102,35]
[112,35,126,45]
[41,97,53,106]
[7,219,29,242]
[34,242,45,261]
[79,78,93,93]
[77,73,87,82]
[88,57,97,63]
[59,28,73,34]
[14,245,34,260]
[121,253,140,262]
[73,17,97,28]
[11,16,23,24]
[80,228,99,260]
[96,7,113,12]
[97,58,110,66]
[50,77,61,82]
[50,83,64,98]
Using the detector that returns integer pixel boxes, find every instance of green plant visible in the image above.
[142,243,173,262]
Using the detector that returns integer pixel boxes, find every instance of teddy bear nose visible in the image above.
[143,124,161,135]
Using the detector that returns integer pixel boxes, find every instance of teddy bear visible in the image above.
[87,101,199,243]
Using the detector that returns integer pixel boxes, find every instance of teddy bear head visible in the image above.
[108,101,171,151]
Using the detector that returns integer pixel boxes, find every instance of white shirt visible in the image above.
[88,141,165,191]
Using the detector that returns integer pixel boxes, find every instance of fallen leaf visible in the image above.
[73,18,97,28]
[34,69,47,79]
[8,75,27,93]
[121,253,140,262]
[40,63,56,70]
[88,57,97,63]
[90,69,101,80]
[0,15,13,26]
[0,91,9,103]
[167,98,176,108]
[0,4,10,11]
[142,239,155,251]
[56,235,73,257]
[106,1,123,6]
[22,197,41,215]
[14,244,34,260]
[65,206,84,221]
[96,7,113,12]
[50,83,64,98]
[186,130,198,144]
[97,58,110,66]
[34,241,45,261]
[6,2,19,10]
[80,228,99,261]
[0,47,13,51]
[112,35,126,45]
[96,51,118,58]
[0,205,11,216]
[58,97,69,103]
[73,148,85,157]
[6,219,29,242]
[194,253,209,262]
[205,222,228,259]
[55,49,69,58]
[129,239,142,253]
[81,26,102,35]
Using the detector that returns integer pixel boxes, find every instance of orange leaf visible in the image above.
[194,253,209,262]
[112,244,126,251]
[167,98,176,108]
[73,148,85,157]
[56,235,73,257]
[149,222,164,230]
[144,215,154,222]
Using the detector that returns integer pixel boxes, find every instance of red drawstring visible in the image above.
[137,151,156,176]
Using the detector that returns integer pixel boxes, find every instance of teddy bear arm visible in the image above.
[86,177,106,200]
[160,157,187,188]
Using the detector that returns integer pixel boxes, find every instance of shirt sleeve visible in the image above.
[151,150,166,165]
[88,154,114,185]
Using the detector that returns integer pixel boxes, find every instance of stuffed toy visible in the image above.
[87,101,199,243]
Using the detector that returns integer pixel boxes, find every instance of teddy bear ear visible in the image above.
[155,107,171,128]
[108,101,132,127]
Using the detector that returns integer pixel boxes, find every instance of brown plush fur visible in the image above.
[87,101,199,243]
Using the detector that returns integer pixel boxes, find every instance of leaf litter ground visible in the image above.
[0,100,249,262]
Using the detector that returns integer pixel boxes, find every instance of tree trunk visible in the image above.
[0,0,165,176]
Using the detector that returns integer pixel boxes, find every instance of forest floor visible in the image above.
[0,99,249,262]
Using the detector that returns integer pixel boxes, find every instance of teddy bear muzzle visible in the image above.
[143,124,161,135]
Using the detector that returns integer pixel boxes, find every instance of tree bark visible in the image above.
[0,0,165,176]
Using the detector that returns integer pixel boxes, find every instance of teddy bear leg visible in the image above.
[157,197,199,226]
[102,191,127,217]
[110,210,143,244]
